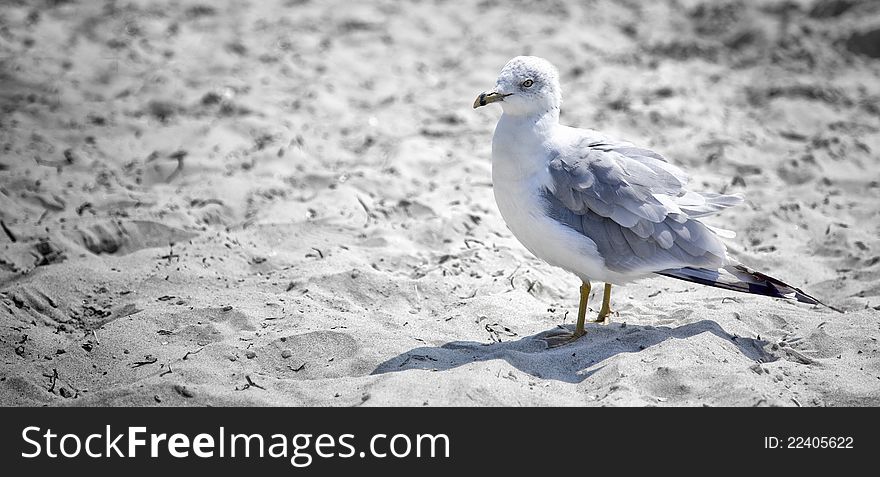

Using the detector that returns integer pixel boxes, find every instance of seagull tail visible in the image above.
[656,264,842,313]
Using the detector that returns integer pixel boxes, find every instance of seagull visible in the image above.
[473,56,835,346]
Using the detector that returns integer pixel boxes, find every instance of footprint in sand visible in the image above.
[70,220,198,256]
[248,331,361,380]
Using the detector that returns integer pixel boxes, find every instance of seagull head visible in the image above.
[473,56,562,116]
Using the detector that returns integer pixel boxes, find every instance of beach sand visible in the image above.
[1,0,879,406]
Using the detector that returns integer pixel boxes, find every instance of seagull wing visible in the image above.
[543,136,831,308]
[544,136,742,275]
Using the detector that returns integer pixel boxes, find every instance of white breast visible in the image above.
[490,116,623,284]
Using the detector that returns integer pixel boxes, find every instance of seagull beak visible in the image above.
[473,91,511,109]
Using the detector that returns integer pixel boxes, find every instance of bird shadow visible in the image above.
[372,320,775,384]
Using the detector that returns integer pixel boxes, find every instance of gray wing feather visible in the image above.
[652,221,675,249]
[677,192,745,218]
[545,136,742,274]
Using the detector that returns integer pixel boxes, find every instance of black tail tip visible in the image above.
[798,292,843,314]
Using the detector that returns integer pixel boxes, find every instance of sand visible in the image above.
[1,0,879,407]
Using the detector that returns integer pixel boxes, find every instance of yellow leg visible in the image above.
[573,281,590,337]
[545,281,590,348]
[595,283,613,323]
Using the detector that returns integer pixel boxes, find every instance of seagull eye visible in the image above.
[522,79,534,88]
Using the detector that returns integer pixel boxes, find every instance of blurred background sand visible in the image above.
[1,0,879,406]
